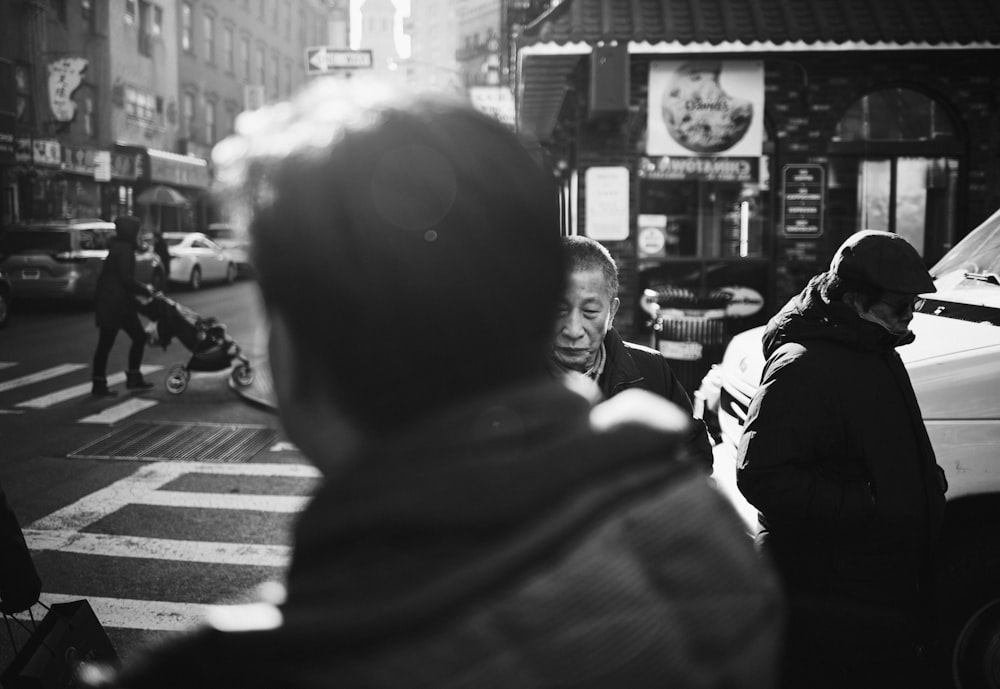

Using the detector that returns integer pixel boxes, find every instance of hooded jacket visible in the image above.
[107,380,782,689]
[94,221,149,329]
[736,274,946,613]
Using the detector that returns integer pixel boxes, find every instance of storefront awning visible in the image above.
[516,0,1000,141]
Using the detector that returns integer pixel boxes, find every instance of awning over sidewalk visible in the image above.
[516,0,1000,140]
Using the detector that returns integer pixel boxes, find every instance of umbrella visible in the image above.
[136,185,189,207]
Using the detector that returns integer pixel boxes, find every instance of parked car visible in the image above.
[0,219,165,301]
[164,231,237,289]
[204,223,253,277]
[696,206,1000,688]
[0,269,11,328]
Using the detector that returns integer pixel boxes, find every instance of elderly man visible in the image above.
[737,230,947,689]
[89,78,782,689]
[551,235,714,471]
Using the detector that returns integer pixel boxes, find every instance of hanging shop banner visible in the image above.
[147,148,210,189]
[638,156,759,182]
[646,60,764,158]
[584,166,630,241]
[47,58,88,122]
[24,138,62,167]
[781,164,825,238]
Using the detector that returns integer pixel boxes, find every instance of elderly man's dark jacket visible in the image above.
[736,275,946,630]
[107,380,783,689]
[598,328,714,470]
[94,226,147,329]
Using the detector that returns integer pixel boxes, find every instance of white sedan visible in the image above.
[164,232,237,289]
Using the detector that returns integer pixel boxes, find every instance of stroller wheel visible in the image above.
[231,363,255,387]
[165,365,189,394]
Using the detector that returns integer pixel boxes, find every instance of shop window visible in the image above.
[204,15,215,64]
[223,27,234,73]
[124,0,136,24]
[828,88,962,264]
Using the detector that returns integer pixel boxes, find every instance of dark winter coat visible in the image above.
[599,328,715,471]
[94,227,149,329]
[107,380,783,689]
[736,274,946,622]
[0,482,41,614]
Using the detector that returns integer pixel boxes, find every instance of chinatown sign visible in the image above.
[48,58,88,122]
[638,156,759,183]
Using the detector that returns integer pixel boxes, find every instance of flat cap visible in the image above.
[830,230,936,294]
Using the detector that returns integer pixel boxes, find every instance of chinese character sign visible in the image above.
[48,58,89,122]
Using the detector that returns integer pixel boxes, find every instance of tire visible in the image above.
[165,365,189,394]
[225,263,237,284]
[936,512,1000,689]
[0,290,9,329]
[231,363,255,387]
[188,266,202,291]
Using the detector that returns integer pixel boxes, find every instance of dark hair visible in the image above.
[213,79,564,430]
[561,235,619,298]
[819,271,883,309]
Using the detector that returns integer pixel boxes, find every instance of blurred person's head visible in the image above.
[114,215,141,244]
[820,229,935,337]
[551,236,619,373]
[212,78,563,460]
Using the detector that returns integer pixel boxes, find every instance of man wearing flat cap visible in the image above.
[736,230,947,688]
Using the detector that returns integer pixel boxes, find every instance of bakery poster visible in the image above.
[646,60,764,157]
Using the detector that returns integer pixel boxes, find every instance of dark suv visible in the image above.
[0,219,165,301]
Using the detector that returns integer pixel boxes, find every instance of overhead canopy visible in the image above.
[136,184,189,207]
[516,0,1000,141]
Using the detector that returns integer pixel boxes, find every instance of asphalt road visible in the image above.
[0,279,315,666]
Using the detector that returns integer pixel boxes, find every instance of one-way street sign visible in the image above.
[306,47,373,74]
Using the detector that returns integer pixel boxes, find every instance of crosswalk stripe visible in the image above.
[17,364,162,409]
[140,490,308,513]
[27,461,319,532]
[15,594,215,632]
[24,529,290,567]
[0,363,86,393]
[78,397,159,424]
[0,362,16,370]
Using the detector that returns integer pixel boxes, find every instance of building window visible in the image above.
[81,0,94,31]
[256,47,265,85]
[83,95,96,138]
[182,92,196,139]
[205,100,216,144]
[151,5,162,36]
[137,1,155,55]
[271,54,278,95]
[181,3,193,52]
[284,3,291,38]
[241,37,250,80]
[204,15,215,63]
[52,0,68,23]
[125,0,136,24]
[125,86,158,125]
[284,62,291,97]
[223,27,234,72]
[828,88,962,263]
[298,8,305,45]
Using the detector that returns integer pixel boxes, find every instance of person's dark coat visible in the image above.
[0,482,41,614]
[736,274,947,683]
[599,328,714,470]
[95,221,149,329]
[107,380,783,689]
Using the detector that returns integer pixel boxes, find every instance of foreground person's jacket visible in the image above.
[105,381,783,689]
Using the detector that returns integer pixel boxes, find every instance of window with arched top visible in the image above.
[827,87,962,264]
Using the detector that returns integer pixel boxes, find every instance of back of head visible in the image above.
[114,215,141,243]
[828,229,935,295]
[213,78,564,430]
[561,235,619,297]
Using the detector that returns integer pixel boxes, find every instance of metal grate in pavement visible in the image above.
[68,422,278,463]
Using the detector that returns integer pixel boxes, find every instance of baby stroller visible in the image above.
[138,292,255,394]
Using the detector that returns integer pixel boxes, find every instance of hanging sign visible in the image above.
[647,60,764,157]
[781,164,825,238]
[584,166,630,241]
[47,58,88,122]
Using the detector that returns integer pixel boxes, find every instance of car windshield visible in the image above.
[0,230,73,253]
[165,237,184,246]
[930,209,1000,287]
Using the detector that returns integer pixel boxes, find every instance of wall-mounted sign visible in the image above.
[468,86,515,128]
[93,151,111,182]
[584,166,630,241]
[638,156,759,182]
[647,60,764,157]
[305,47,373,75]
[61,144,96,175]
[637,214,668,258]
[781,164,825,238]
[32,138,62,167]
[47,57,88,122]
[147,148,210,189]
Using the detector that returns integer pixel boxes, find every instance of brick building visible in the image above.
[515,0,1000,387]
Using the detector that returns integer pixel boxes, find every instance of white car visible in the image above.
[164,232,237,289]
[204,223,253,277]
[699,207,1000,688]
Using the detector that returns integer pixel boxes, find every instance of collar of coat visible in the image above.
[599,328,645,396]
